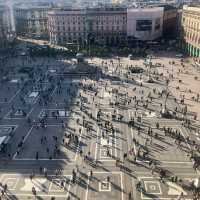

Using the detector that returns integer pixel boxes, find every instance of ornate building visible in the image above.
[182,5,200,57]
[48,7,127,46]
[0,4,15,48]
[15,4,51,39]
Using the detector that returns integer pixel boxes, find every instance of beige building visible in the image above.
[182,5,200,57]
[15,5,51,39]
[48,7,127,46]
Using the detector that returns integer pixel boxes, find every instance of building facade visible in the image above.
[127,7,164,41]
[0,5,15,48]
[162,5,178,39]
[14,5,168,45]
[181,5,200,57]
[0,6,6,48]
[48,7,127,46]
[15,4,51,39]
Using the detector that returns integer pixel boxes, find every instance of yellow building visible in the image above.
[182,5,200,57]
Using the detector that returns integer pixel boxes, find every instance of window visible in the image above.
[155,18,160,30]
[136,20,152,31]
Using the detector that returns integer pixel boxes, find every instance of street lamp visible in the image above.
[163,79,170,114]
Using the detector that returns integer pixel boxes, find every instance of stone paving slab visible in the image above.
[86,172,124,200]
[0,83,20,104]
[0,173,72,199]
[136,176,194,200]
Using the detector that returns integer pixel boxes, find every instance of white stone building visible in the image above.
[127,7,164,41]
[48,7,127,46]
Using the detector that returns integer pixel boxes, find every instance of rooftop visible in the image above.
[183,5,200,12]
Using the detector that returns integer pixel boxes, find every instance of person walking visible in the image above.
[90,170,93,181]
[176,192,184,200]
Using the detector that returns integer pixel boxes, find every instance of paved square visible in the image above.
[95,126,122,162]
[0,173,72,198]
[144,181,162,195]
[0,42,199,200]
[137,177,193,200]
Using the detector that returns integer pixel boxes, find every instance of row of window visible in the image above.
[49,20,126,26]
[183,13,200,21]
[52,16,126,22]
[50,25,125,32]
[50,31,124,37]
[185,31,200,45]
[28,22,47,26]
[183,17,200,30]
[29,28,48,32]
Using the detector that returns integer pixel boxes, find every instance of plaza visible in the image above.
[0,42,200,200]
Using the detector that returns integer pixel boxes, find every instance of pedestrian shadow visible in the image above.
[119,164,137,179]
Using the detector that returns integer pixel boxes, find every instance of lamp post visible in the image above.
[164,79,170,112]
[146,55,152,81]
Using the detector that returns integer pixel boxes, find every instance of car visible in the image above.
[155,63,162,67]
[130,67,144,74]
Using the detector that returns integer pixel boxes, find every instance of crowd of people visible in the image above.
[0,47,200,199]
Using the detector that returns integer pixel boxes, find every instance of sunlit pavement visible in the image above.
[0,41,199,199]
